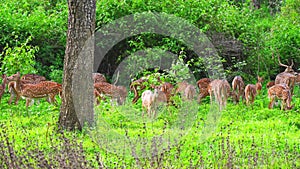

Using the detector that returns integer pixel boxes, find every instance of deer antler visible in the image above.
[278,54,289,68]
[113,70,120,85]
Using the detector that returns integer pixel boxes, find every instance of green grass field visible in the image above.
[0,86,299,168]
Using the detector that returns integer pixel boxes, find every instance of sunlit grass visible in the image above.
[0,87,299,168]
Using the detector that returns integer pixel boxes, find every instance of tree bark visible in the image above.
[59,0,96,131]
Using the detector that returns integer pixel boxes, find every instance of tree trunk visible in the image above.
[59,0,96,131]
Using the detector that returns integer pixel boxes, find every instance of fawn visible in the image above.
[208,79,233,111]
[244,76,263,106]
[196,78,212,103]
[141,87,167,118]
[175,81,196,101]
[232,76,245,103]
[268,84,293,110]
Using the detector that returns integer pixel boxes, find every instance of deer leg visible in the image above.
[197,93,202,103]
[49,94,58,105]
[132,95,139,104]
[147,105,151,117]
[131,85,139,104]
[208,91,213,106]
[15,94,21,105]
[268,96,275,109]
[8,94,14,104]
[245,92,249,106]
[249,93,254,105]
[142,106,146,117]
[25,98,30,108]
[281,99,286,110]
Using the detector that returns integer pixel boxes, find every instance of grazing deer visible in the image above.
[8,73,46,105]
[275,55,296,94]
[175,81,196,101]
[208,79,232,111]
[266,81,275,89]
[141,88,167,118]
[244,84,257,106]
[0,74,7,103]
[232,76,245,103]
[159,82,174,103]
[268,84,293,110]
[94,82,127,105]
[196,78,212,103]
[7,72,62,108]
[183,84,196,101]
[244,76,263,106]
[93,73,106,83]
[175,81,189,94]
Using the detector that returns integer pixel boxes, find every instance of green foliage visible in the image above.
[1,0,299,79]
[49,65,63,83]
[0,0,67,78]
[0,36,38,75]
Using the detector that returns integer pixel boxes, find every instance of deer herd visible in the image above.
[0,57,299,116]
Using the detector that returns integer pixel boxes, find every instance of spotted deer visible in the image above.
[275,72,296,94]
[175,81,189,94]
[196,78,212,103]
[244,76,263,106]
[275,55,296,94]
[159,82,174,103]
[93,73,107,83]
[268,84,293,110]
[232,76,245,103]
[244,84,257,106]
[8,73,46,105]
[175,81,196,101]
[141,87,167,118]
[7,72,62,108]
[183,84,196,101]
[94,82,127,105]
[0,74,7,103]
[208,79,233,111]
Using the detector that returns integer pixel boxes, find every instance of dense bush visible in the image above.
[0,0,299,81]
[0,0,67,79]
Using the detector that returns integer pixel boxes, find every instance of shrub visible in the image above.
[0,36,38,75]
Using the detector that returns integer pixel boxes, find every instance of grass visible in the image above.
[0,86,299,168]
